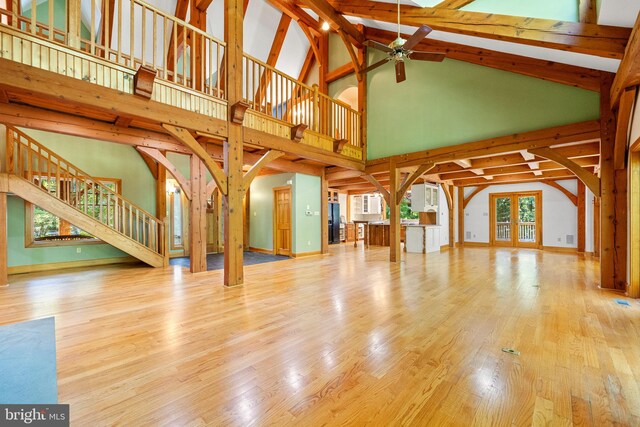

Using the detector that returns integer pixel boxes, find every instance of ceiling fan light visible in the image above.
[321,21,330,31]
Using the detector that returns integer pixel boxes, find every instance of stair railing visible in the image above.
[5,126,164,254]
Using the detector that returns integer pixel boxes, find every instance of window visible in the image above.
[25,177,121,247]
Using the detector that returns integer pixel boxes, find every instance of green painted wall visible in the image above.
[249,173,293,251]
[366,55,600,160]
[22,0,91,40]
[462,0,578,21]
[328,32,351,71]
[249,173,321,254]
[292,173,321,254]
[1,127,156,267]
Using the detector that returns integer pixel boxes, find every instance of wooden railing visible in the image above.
[496,222,536,242]
[243,54,362,148]
[0,0,364,148]
[0,0,226,99]
[496,222,511,240]
[5,127,164,254]
[518,222,536,242]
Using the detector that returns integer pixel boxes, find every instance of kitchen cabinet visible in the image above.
[410,183,439,214]
[405,225,441,253]
[353,194,382,214]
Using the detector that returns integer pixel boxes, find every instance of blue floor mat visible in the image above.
[170,251,291,271]
[0,317,58,404]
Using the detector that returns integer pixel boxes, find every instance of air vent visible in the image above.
[466,231,472,239]
[566,235,574,245]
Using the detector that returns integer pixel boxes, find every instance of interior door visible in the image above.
[273,186,292,256]
[490,191,541,248]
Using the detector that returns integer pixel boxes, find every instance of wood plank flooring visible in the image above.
[2,246,639,426]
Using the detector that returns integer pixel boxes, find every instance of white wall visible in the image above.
[463,180,591,249]
[438,184,450,246]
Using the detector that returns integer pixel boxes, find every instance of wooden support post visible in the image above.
[319,33,329,94]
[321,168,329,254]
[577,180,585,253]
[243,188,250,250]
[357,28,367,157]
[224,0,245,286]
[594,197,600,257]
[614,168,627,287]
[389,160,401,262]
[629,151,640,298]
[213,188,223,252]
[156,162,167,222]
[189,156,208,273]
[67,0,81,48]
[0,192,7,287]
[600,74,626,290]
[458,186,464,246]
[448,186,455,248]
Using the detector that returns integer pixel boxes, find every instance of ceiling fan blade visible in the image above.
[364,40,394,54]
[403,25,433,51]
[362,58,391,73]
[395,60,406,83]
[407,51,446,62]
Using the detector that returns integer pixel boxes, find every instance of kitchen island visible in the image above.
[366,222,409,247]
[405,224,441,253]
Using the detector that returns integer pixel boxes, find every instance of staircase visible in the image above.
[2,127,165,267]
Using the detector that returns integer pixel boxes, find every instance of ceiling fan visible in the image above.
[362,0,445,83]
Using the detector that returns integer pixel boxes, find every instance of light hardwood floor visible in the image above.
[2,246,640,426]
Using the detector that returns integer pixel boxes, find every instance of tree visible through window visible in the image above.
[27,177,120,246]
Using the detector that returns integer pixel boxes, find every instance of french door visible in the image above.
[489,191,542,248]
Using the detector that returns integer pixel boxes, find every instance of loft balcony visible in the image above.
[0,0,364,168]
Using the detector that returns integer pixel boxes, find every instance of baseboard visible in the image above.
[291,251,321,258]
[462,242,490,247]
[542,246,578,253]
[8,256,140,275]
[440,244,454,251]
[249,247,274,255]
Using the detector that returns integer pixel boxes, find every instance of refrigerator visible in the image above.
[328,203,341,244]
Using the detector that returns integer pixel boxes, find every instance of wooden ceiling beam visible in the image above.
[366,121,601,173]
[163,124,228,195]
[453,168,589,187]
[0,102,191,153]
[614,86,638,169]
[0,59,228,137]
[195,0,215,12]
[332,1,629,59]
[137,147,193,199]
[267,0,322,37]
[441,156,600,180]
[301,0,365,47]
[166,0,190,71]
[326,62,356,83]
[203,143,324,176]
[243,127,365,170]
[611,14,640,108]
[298,47,316,83]
[529,147,600,196]
[255,14,292,102]
[544,180,578,205]
[363,27,603,92]
[434,0,475,9]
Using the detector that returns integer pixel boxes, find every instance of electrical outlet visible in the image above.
[253,211,257,216]
[76,248,81,254]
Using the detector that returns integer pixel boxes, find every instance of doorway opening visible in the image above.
[489,191,542,248]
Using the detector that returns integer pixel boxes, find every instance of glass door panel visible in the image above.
[517,195,536,244]
[495,196,512,242]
